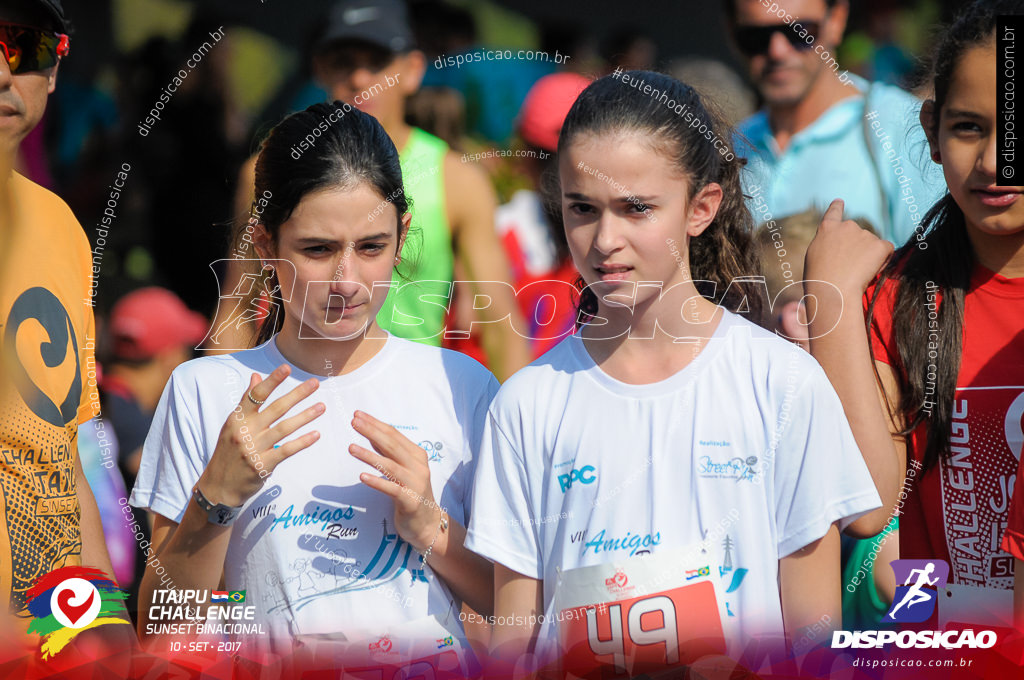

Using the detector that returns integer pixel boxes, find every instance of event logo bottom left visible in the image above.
[26,566,131,658]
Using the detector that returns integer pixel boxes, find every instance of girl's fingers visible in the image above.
[261,378,322,425]
[243,365,292,413]
[357,470,404,500]
[352,411,416,466]
[820,198,845,228]
[269,430,322,465]
[349,443,408,487]
[263,402,327,448]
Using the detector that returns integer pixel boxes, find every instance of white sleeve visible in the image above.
[460,375,501,525]
[772,367,883,558]
[465,411,543,579]
[128,367,210,523]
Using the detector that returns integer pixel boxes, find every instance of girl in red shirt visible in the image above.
[804,0,1024,629]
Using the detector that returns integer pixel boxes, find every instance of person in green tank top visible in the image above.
[216,0,530,382]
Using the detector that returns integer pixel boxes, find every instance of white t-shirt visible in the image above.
[466,310,881,659]
[131,333,498,656]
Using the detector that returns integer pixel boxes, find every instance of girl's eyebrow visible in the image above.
[295,233,392,245]
[945,108,985,120]
[564,192,657,202]
[296,237,338,245]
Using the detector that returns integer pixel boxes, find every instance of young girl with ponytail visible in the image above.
[805,0,1024,629]
[130,103,496,672]
[466,71,881,675]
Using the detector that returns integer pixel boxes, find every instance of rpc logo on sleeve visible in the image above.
[831,559,997,650]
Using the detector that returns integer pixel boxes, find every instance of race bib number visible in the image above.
[553,547,728,679]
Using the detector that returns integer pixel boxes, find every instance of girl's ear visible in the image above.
[685,182,724,238]
[253,223,275,263]
[920,100,941,164]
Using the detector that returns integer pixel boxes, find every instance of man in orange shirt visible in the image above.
[0,0,118,638]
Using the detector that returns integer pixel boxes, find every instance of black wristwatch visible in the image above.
[192,484,242,526]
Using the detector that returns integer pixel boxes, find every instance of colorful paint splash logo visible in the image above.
[26,566,130,658]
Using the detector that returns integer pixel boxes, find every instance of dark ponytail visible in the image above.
[236,102,410,347]
[866,0,1023,473]
[556,71,762,323]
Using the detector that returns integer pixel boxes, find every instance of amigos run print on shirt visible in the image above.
[130,333,497,657]
[466,310,881,666]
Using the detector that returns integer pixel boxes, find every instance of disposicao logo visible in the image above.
[831,559,997,650]
[27,566,130,658]
[885,559,948,623]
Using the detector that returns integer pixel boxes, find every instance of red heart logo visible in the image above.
[57,587,95,625]
[378,638,392,653]
[614,571,628,587]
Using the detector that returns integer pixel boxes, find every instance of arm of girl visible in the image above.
[349,410,494,616]
[445,155,533,382]
[804,199,906,537]
[779,524,841,654]
[490,564,543,671]
[137,367,324,640]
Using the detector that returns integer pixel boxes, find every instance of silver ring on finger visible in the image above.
[247,389,266,405]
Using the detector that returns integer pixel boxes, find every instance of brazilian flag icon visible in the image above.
[229,591,246,602]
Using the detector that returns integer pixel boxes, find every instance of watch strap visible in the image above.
[192,484,242,526]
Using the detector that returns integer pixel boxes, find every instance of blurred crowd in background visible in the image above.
[11,0,965,620]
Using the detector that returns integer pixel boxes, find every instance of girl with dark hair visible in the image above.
[466,72,880,673]
[130,103,496,668]
[805,0,1024,629]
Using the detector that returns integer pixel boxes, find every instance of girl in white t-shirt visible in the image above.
[130,103,497,669]
[465,72,882,675]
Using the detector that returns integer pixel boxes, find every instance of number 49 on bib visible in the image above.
[558,581,726,679]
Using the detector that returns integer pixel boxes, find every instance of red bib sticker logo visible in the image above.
[604,569,634,597]
[26,566,130,658]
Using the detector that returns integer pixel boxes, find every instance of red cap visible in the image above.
[518,73,592,153]
[109,287,208,360]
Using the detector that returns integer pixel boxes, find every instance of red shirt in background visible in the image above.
[867,265,1024,599]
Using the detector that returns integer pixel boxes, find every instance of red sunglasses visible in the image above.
[0,22,69,74]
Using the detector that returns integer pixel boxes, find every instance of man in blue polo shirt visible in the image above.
[727,0,944,245]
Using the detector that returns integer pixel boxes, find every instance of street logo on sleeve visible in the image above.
[697,455,759,482]
[27,566,130,658]
[417,440,444,462]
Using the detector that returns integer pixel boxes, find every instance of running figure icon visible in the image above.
[887,562,939,620]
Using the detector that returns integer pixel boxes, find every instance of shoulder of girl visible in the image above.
[169,352,255,388]
[402,340,498,388]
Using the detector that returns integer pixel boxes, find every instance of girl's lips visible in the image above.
[973,188,1021,208]
[595,266,633,282]
[326,302,364,317]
